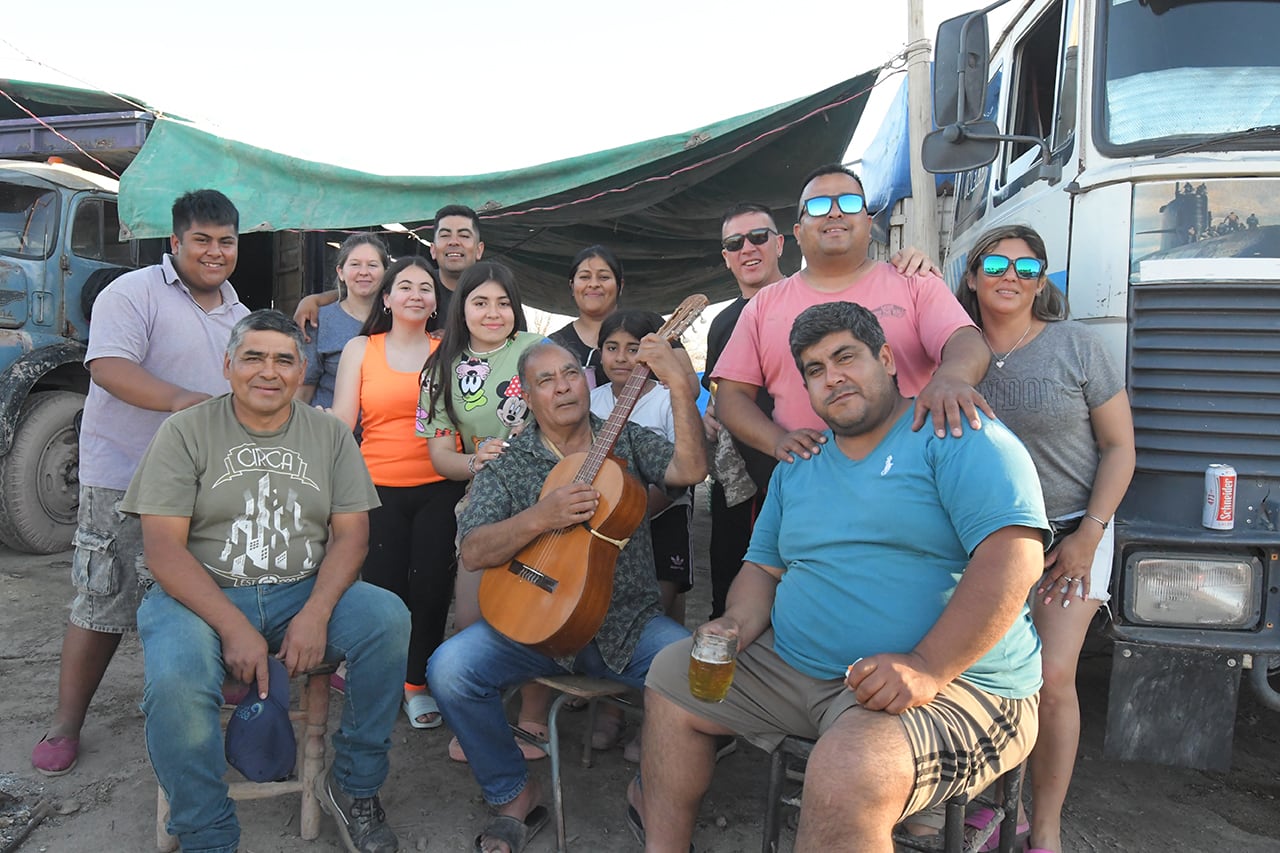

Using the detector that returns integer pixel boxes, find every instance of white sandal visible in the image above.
[402,692,443,729]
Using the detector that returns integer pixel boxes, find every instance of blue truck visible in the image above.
[0,111,153,553]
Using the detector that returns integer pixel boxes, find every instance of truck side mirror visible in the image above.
[933,12,989,127]
[921,122,1002,173]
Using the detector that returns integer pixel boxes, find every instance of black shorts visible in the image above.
[650,502,693,592]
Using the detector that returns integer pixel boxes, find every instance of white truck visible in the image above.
[880,0,1280,769]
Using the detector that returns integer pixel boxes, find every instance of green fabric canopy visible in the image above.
[118,70,878,313]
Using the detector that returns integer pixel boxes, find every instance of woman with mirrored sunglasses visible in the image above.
[958,225,1135,853]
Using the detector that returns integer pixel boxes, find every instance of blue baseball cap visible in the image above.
[225,656,296,782]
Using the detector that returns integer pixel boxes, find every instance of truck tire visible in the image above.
[0,391,84,554]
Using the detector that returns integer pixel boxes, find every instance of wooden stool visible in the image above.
[761,734,1026,853]
[510,674,641,853]
[156,664,336,852]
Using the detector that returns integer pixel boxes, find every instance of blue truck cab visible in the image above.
[0,158,137,553]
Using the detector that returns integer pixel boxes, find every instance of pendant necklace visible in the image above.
[983,322,1033,369]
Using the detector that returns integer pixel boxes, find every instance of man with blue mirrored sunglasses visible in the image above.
[711,164,996,466]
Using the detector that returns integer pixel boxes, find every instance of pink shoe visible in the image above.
[964,807,1029,853]
[32,735,79,776]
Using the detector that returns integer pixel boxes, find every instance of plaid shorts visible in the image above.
[646,629,1038,819]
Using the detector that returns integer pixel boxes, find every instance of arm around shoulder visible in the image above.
[327,336,368,427]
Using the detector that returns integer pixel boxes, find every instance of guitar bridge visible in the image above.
[507,560,557,593]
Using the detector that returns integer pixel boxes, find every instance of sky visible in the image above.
[1,0,997,176]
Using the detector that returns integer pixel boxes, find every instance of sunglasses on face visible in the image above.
[800,193,866,218]
[721,227,778,253]
[980,254,1045,279]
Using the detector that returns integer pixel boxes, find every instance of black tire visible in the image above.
[0,391,84,554]
[81,267,131,323]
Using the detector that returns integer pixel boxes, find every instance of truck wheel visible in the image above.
[0,391,84,554]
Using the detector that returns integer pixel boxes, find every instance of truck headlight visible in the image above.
[1125,553,1261,629]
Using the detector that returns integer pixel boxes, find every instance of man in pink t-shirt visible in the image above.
[713,165,993,464]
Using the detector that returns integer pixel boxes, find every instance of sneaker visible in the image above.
[315,768,398,853]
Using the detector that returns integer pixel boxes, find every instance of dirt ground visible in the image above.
[3,484,1280,852]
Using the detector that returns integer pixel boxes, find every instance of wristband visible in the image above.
[1084,513,1109,529]
[467,455,478,475]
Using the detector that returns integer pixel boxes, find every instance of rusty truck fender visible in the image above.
[0,341,88,455]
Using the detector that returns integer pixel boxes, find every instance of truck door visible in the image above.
[66,193,135,337]
[0,178,59,329]
[986,0,1081,283]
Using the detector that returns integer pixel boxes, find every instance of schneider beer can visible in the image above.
[1203,464,1237,530]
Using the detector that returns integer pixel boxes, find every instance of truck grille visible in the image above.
[1129,282,1280,477]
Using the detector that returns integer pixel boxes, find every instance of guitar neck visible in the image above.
[575,365,650,485]
[568,291,708,487]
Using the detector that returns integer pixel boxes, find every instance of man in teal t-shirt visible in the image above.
[637,301,1049,852]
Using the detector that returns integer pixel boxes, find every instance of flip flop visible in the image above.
[626,775,694,852]
[402,692,443,729]
[448,730,549,762]
[474,804,548,853]
[964,806,1030,852]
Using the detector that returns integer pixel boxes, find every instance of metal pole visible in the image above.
[906,0,940,261]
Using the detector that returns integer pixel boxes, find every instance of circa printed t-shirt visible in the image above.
[711,265,973,433]
[416,332,543,452]
[976,320,1124,519]
[458,414,673,672]
[121,396,380,588]
[747,409,1049,699]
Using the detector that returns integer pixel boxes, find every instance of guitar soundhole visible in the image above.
[508,561,557,593]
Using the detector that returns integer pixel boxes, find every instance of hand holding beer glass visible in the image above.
[688,626,738,703]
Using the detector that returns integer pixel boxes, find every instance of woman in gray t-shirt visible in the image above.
[298,233,390,408]
[958,224,1135,853]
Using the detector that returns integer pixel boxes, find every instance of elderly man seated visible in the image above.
[428,339,706,853]
[122,310,408,853]
[632,302,1048,853]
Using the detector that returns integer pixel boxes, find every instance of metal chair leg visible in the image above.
[547,691,571,853]
[761,745,786,853]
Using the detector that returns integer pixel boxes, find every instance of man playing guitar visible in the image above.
[427,337,706,853]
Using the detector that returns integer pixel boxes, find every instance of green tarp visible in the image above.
[119,70,878,313]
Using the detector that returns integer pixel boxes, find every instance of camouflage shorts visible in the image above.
[68,486,146,634]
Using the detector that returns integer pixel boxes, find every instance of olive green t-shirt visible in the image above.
[122,395,379,588]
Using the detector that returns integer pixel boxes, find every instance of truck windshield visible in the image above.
[0,183,58,259]
[1101,0,1280,149]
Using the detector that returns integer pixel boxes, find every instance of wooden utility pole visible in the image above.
[906,0,940,260]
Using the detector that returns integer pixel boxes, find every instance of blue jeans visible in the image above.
[427,614,690,806]
[138,576,409,853]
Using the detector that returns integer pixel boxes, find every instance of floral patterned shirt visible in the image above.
[458,414,672,672]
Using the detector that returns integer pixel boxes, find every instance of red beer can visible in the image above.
[1203,464,1237,530]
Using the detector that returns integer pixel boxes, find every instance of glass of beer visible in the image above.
[688,629,737,703]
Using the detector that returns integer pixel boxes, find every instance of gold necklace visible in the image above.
[982,323,1033,369]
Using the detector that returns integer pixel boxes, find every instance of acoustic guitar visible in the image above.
[478,295,709,656]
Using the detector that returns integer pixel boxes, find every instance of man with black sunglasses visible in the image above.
[711,165,994,468]
[701,203,786,620]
